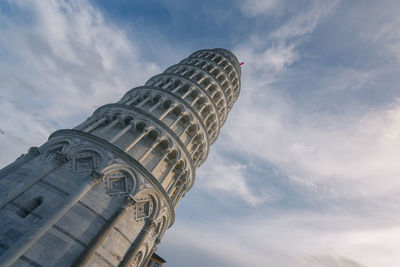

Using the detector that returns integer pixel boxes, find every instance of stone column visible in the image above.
[96,116,121,136]
[119,219,155,267]
[125,129,149,152]
[0,171,104,267]
[72,196,136,267]
[142,239,160,267]
[0,151,69,209]
[84,117,107,133]
[110,122,134,143]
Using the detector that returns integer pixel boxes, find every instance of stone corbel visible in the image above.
[28,146,41,156]
[88,169,104,185]
[53,151,71,163]
[121,196,136,210]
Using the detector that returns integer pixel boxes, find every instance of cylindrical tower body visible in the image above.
[0,48,241,267]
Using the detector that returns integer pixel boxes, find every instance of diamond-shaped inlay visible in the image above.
[74,156,94,172]
[106,171,132,196]
[108,176,127,194]
[135,200,152,219]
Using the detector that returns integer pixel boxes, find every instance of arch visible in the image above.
[123,116,133,126]
[160,216,168,236]
[181,114,191,123]
[162,99,172,109]
[170,171,188,201]
[154,139,171,153]
[41,139,71,160]
[187,69,195,77]
[193,133,203,145]
[69,144,108,172]
[187,124,198,136]
[152,95,162,103]
[173,79,181,89]
[132,244,148,267]
[172,105,183,116]
[201,105,211,117]
[172,160,186,176]
[189,89,199,99]
[166,150,179,162]
[146,129,160,144]
[136,121,147,132]
[152,215,168,240]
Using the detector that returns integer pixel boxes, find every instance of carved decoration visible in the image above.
[121,196,136,210]
[28,146,41,156]
[44,146,64,160]
[110,175,127,194]
[88,170,104,185]
[133,251,143,266]
[106,171,133,196]
[72,152,99,173]
[134,196,153,221]
[152,221,161,238]
[53,151,71,163]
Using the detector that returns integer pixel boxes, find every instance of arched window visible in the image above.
[16,197,43,218]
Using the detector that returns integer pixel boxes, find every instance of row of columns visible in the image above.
[125,91,211,154]
[75,112,197,194]
[190,52,239,100]
[166,170,189,203]
[155,83,218,135]
[193,52,238,84]
[146,73,225,128]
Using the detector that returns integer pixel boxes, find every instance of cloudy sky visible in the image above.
[1,0,400,266]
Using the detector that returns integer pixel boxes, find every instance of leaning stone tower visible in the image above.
[0,48,241,267]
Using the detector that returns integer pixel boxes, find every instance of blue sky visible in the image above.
[1,0,400,266]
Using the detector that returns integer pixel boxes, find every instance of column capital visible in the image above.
[28,146,41,156]
[53,151,71,163]
[147,219,157,231]
[88,170,104,185]
[121,196,136,209]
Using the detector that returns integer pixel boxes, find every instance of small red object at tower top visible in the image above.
[240,62,244,66]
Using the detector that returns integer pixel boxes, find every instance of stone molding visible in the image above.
[93,104,197,190]
[49,129,176,227]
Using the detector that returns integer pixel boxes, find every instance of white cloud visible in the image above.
[0,0,160,166]
[197,152,269,206]
[371,17,400,62]
[236,43,299,74]
[235,0,341,85]
[185,2,400,265]
[241,0,282,17]
[226,94,400,200]
[269,0,341,40]
[229,0,400,202]
[0,97,55,165]
[160,212,400,267]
